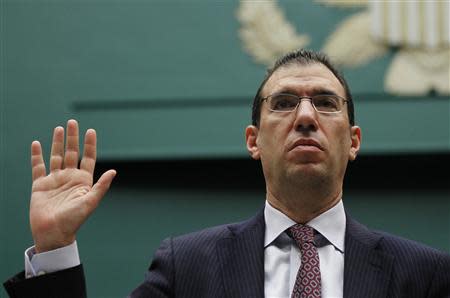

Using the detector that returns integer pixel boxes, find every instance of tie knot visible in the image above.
[289,224,315,245]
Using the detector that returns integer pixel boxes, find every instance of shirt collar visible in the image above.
[264,199,346,253]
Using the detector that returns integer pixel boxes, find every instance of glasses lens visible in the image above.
[269,94,298,112]
[312,95,342,113]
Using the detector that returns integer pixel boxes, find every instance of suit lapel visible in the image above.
[343,216,394,298]
[216,209,265,298]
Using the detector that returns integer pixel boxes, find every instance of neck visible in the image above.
[266,186,342,224]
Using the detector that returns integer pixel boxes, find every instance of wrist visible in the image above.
[35,237,76,253]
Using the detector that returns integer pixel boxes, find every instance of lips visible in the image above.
[290,139,323,151]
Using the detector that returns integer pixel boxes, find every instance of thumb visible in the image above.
[85,169,116,210]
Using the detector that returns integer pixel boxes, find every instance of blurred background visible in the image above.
[1,1,449,297]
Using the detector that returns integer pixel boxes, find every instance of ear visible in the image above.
[245,125,261,160]
[349,126,361,161]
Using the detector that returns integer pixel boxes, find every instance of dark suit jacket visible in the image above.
[4,210,450,298]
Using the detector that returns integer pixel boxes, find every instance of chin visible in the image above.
[287,163,327,181]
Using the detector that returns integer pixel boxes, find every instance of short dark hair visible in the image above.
[251,49,355,127]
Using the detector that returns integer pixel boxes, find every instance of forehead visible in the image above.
[261,63,346,98]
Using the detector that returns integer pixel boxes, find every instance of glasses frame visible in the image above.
[262,93,348,114]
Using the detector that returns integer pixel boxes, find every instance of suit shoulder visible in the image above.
[347,216,449,265]
[169,210,264,248]
[172,222,235,244]
[376,230,449,258]
[366,229,450,277]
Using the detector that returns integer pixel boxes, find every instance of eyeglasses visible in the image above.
[262,93,348,114]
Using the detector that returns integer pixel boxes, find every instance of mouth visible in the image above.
[289,139,324,151]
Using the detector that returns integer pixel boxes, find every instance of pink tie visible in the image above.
[289,224,321,298]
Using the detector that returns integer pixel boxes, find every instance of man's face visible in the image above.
[246,63,361,192]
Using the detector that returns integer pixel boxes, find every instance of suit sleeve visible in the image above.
[3,264,87,298]
[427,253,450,298]
[4,238,176,298]
[128,238,175,298]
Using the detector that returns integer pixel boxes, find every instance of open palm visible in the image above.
[30,120,116,253]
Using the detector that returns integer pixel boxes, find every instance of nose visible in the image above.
[292,98,319,133]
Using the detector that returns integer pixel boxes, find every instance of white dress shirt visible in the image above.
[25,201,346,298]
[264,200,346,298]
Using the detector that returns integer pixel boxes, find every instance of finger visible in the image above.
[80,129,97,175]
[49,126,64,172]
[31,141,46,181]
[84,170,116,212]
[64,119,79,168]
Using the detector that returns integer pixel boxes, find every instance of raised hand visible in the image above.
[30,119,116,253]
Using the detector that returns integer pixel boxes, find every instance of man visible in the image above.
[4,49,450,297]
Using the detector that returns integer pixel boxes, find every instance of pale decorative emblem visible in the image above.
[237,0,450,95]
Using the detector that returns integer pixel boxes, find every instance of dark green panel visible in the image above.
[5,0,256,100]
[357,95,450,153]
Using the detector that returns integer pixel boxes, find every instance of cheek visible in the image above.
[326,124,352,159]
[257,124,284,159]
[337,133,353,162]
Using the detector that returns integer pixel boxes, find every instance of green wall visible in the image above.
[1,1,449,297]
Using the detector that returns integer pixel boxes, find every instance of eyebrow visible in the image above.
[271,87,339,97]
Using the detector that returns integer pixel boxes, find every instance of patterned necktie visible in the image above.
[289,224,321,298]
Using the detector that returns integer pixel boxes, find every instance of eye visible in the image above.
[270,94,298,111]
[313,95,339,112]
